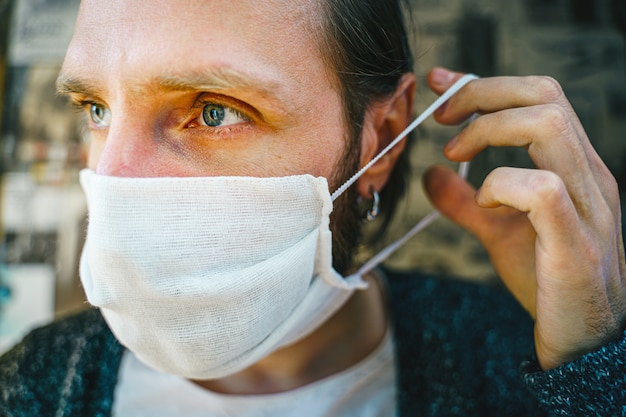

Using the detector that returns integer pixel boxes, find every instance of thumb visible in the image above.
[422,164,488,237]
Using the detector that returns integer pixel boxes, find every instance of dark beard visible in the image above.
[328,136,363,276]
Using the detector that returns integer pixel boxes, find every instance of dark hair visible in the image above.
[316,0,415,272]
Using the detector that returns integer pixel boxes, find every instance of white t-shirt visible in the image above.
[112,329,396,416]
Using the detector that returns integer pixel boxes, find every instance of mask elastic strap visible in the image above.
[346,161,470,282]
[330,73,478,202]
[336,73,479,282]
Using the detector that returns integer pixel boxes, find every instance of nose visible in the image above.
[91,116,165,178]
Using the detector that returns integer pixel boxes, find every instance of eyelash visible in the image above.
[69,99,108,128]
[69,98,92,114]
[191,97,250,130]
[68,95,255,138]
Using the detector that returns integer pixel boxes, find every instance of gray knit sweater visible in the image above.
[1,269,625,416]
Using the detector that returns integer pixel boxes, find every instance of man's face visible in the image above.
[59,0,350,184]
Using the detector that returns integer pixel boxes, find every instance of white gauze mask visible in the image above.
[79,74,477,380]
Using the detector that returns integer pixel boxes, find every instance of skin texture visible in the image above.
[59,0,412,394]
[424,67,626,370]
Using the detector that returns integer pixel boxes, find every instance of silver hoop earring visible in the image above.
[366,190,380,221]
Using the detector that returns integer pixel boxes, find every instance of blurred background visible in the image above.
[0,0,625,353]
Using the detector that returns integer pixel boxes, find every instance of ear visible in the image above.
[357,73,416,199]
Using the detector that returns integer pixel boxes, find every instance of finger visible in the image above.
[428,68,579,129]
[422,164,490,236]
[424,164,539,313]
[428,67,619,216]
[478,168,626,369]
[445,105,584,166]
[444,105,604,219]
[423,164,538,243]
[476,167,586,270]
[427,68,594,175]
[475,166,615,328]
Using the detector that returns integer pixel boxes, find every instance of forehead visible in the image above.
[62,0,329,98]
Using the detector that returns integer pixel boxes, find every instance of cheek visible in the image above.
[292,104,350,179]
[287,130,348,180]
[241,134,346,179]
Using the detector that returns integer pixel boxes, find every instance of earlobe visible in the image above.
[357,73,416,198]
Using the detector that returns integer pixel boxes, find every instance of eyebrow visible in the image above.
[56,67,284,100]
[56,73,98,97]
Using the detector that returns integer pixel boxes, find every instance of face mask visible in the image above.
[79,74,477,380]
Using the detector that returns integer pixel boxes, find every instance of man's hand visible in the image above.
[423,67,626,370]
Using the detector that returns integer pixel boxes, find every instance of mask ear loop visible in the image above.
[331,73,478,202]
[334,74,479,281]
[346,159,472,282]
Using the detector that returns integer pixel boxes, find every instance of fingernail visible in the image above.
[445,136,458,150]
[474,188,482,203]
[434,101,448,117]
[431,67,454,87]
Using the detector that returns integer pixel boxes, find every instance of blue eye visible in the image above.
[89,103,112,127]
[201,103,247,127]
[202,104,226,127]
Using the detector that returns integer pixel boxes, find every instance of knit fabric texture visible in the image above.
[521,336,626,416]
[1,269,626,416]
[385,269,545,416]
[0,309,123,416]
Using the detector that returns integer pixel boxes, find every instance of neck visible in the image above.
[191,272,388,395]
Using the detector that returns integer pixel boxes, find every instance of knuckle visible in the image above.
[466,111,488,133]
[464,78,479,96]
[529,171,567,205]
[537,103,571,138]
[531,75,565,102]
